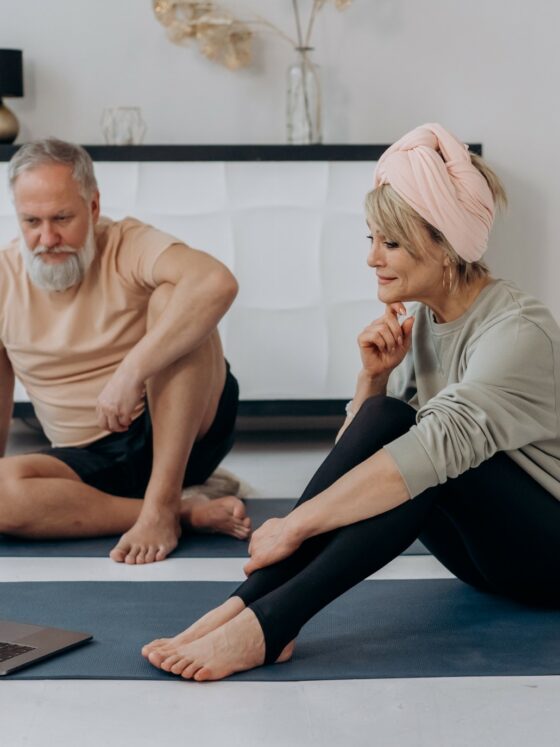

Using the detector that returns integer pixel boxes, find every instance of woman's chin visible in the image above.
[377,286,399,303]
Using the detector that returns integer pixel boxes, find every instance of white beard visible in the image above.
[19,219,97,292]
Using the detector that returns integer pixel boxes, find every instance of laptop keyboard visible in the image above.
[0,641,36,662]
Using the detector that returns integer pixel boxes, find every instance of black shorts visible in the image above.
[42,364,239,499]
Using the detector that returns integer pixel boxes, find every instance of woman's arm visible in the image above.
[245,448,409,574]
[336,303,414,442]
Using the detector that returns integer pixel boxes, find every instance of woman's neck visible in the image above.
[428,275,493,324]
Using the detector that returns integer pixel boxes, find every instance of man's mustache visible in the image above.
[32,246,79,256]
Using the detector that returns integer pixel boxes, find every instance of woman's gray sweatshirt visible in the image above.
[384,279,560,500]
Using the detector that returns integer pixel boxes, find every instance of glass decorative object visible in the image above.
[101,107,147,145]
[286,47,321,145]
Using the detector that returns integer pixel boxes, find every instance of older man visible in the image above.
[0,138,250,563]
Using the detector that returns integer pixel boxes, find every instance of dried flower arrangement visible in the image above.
[152,1,353,71]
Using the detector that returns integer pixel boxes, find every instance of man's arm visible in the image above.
[122,244,238,383]
[0,349,15,457]
[96,244,238,430]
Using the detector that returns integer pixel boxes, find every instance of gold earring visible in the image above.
[443,265,453,293]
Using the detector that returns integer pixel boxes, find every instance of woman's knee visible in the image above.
[350,395,416,442]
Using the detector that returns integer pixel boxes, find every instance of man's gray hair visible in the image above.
[8,137,98,200]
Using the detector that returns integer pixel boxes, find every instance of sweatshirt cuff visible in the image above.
[383,427,440,498]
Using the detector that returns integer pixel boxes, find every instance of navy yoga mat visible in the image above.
[6,580,560,681]
[0,499,429,557]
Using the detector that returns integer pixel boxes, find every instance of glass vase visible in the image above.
[286,47,322,145]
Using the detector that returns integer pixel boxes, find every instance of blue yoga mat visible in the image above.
[6,580,559,681]
[0,499,429,557]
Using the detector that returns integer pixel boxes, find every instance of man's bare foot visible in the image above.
[181,494,251,540]
[144,608,294,681]
[110,508,181,564]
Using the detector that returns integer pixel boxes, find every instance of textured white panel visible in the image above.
[133,211,234,269]
[0,163,12,216]
[326,300,385,397]
[327,161,376,213]
[94,162,139,213]
[0,215,18,245]
[233,207,322,309]
[226,162,328,208]
[136,162,227,214]
[4,159,381,403]
[225,307,328,398]
[321,211,377,304]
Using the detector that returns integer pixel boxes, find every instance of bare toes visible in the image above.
[170,657,192,675]
[109,545,127,563]
[232,502,247,520]
[193,666,212,682]
[125,545,142,564]
[144,547,157,564]
[160,654,182,672]
[147,651,164,667]
[181,661,203,679]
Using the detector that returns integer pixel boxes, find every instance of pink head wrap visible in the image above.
[373,123,495,263]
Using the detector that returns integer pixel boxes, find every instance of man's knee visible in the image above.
[0,455,76,534]
[0,475,30,534]
[147,283,174,327]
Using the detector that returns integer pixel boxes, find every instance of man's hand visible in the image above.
[96,366,145,432]
[243,517,302,576]
[358,303,414,380]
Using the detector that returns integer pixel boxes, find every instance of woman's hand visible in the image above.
[243,517,303,576]
[358,303,414,380]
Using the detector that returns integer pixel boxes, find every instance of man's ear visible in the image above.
[90,190,101,223]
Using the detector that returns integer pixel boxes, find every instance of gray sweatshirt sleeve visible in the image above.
[384,316,559,498]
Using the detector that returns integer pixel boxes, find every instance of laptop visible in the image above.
[0,619,92,675]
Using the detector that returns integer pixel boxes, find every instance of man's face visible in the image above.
[13,162,100,291]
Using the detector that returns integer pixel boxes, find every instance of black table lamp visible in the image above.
[0,49,24,144]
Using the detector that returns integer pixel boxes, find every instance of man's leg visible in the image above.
[110,283,249,564]
[0,453,143,537]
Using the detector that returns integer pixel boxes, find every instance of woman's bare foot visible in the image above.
[142,597,295,668]
[181,494,251,540]
[144,608,293,681]
[142,597,246,663]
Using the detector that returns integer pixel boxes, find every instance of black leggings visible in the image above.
[232,396,560,664]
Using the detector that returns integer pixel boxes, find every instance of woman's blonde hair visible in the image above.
[365,153,507,292]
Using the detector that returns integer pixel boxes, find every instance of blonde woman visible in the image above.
[143,123,560,680]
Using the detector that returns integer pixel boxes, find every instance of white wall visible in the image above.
[1,0,559,315]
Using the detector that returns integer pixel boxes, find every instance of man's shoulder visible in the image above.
[98,215,181,250]
[0,238,23,273]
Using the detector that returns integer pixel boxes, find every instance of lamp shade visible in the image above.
[0,49,23,97]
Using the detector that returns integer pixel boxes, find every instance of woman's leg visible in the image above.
[420,452,560,604]
[250,451,560,663]
[233,395,419,607]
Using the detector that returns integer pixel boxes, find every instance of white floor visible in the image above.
[2,420,560,747]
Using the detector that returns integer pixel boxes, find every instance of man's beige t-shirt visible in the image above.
[0,217,182,447]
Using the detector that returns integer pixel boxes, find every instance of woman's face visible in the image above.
[366,221,446,306]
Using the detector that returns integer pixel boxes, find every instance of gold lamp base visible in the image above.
[0,98,19,144]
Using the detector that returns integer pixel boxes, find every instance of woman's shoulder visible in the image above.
[476,279,560,341]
